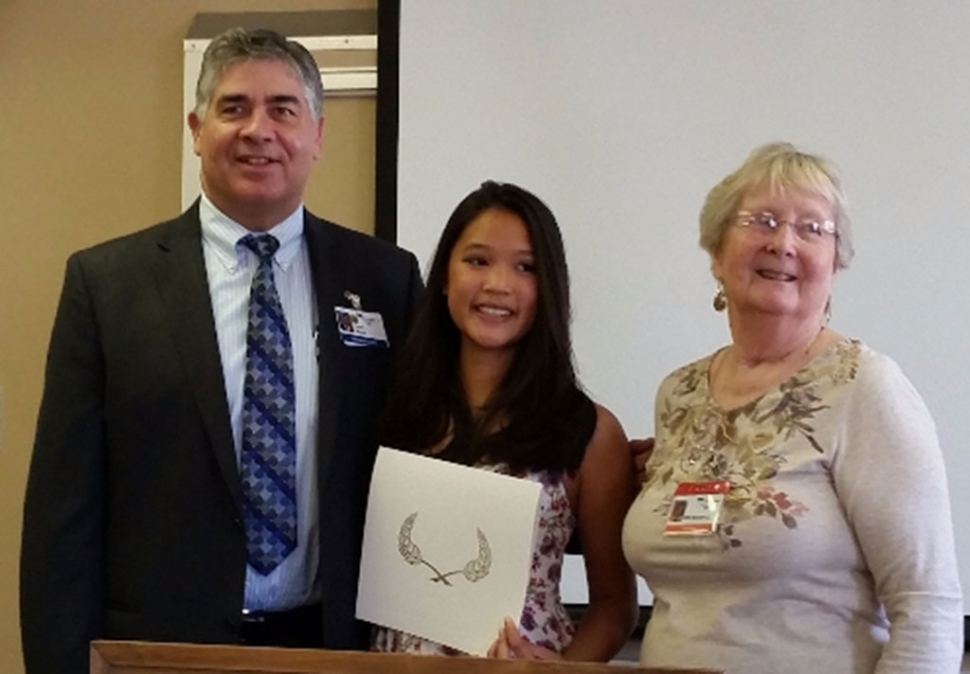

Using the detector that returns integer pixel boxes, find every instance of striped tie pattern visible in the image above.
[239,234,297,575]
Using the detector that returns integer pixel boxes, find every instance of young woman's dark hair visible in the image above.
[379,181,596,474]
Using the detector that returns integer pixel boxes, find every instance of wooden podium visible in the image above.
[90,640,723,674]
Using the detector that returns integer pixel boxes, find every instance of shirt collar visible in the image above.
[199,193,304,272]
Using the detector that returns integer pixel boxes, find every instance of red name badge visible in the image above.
[663,480,731,536]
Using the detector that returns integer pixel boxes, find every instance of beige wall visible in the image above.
[0,1,376,671]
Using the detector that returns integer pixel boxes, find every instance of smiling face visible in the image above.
[446,208,538,362]
[713,183,837,325]
[188,58,324,231]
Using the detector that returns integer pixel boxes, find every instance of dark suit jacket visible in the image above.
[20,204,422,674]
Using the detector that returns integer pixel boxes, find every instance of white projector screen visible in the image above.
[397,0,970,609]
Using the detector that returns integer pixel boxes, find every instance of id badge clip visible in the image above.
[663,480,731,536]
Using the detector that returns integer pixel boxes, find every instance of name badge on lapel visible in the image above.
[334,306,389,348]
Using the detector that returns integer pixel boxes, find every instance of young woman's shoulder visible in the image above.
[572,404,632,496]
[586,404,629,458]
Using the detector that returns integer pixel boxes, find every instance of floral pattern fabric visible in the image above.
[644,338,859,550]
[622,339,964,674]
[372,467,575,655]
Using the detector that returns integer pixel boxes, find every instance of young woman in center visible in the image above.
[372,181,638,661]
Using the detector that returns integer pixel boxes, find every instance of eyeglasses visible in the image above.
[734,211,837,243]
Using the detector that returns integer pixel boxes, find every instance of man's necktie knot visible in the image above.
[240,233,280,260]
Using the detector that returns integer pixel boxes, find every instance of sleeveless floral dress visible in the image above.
[371,467,576,655]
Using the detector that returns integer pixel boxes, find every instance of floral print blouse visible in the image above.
[622,339,963,674]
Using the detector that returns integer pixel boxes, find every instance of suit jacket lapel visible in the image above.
[152,204,241,507]
[304,214,344,485]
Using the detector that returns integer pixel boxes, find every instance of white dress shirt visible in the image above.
[199,194,320,612]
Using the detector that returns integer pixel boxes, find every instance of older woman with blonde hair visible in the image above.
[623,142,963,673]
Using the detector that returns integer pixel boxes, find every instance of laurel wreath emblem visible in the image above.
[397,512,492,585]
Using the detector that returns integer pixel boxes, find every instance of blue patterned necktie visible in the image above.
[239,234,297,575]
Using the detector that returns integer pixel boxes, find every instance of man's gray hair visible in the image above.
[194,27,324,120]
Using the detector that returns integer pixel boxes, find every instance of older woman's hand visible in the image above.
[486,617,561,660]
[629,437,654,484]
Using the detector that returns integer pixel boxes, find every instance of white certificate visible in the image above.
[356,447,542,655]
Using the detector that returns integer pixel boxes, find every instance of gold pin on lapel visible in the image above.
[344,291,362,310]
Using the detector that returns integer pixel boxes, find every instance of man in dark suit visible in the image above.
[20,28,421,674]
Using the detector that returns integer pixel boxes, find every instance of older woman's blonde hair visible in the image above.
[699,142,854,270]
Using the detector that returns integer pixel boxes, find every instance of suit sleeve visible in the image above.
[403,250,423,326]
[21,253,108,674]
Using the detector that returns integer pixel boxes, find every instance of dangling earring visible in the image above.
[824,297,832,325]
[713,282,727,312]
